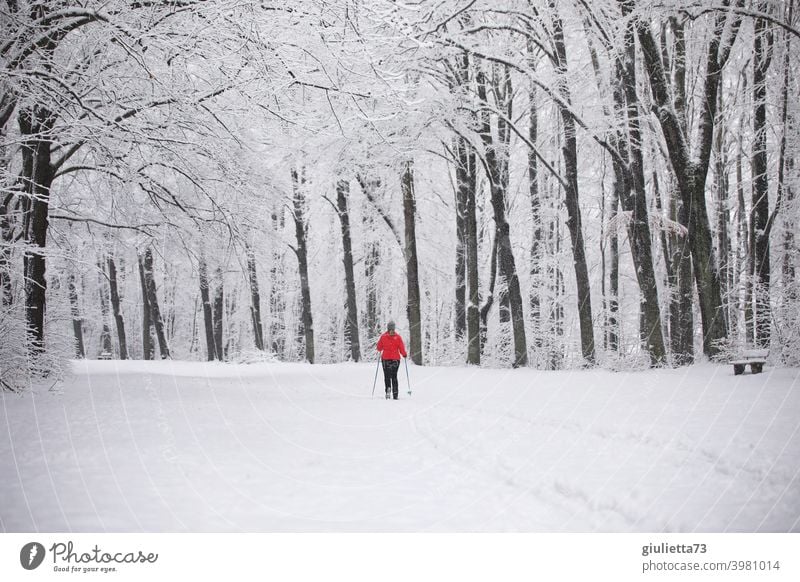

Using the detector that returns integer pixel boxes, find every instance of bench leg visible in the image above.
[733,364,745,376]
[751,363,763,374]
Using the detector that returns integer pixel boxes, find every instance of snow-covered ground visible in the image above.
[1,360,799,532]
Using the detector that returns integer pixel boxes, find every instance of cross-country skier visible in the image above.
[377,320,407,400]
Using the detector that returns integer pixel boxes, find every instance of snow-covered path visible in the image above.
[2,360,799,532]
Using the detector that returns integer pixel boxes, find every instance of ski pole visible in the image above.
[404,357,411,396]
[371,356,381,399]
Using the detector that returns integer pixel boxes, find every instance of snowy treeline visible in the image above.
[1,0,799,387]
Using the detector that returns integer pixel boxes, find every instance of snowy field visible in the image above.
[1,360,799,532]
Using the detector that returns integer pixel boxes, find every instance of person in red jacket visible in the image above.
[376,320,407,400]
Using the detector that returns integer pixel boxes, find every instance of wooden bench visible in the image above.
[731,349,768,375]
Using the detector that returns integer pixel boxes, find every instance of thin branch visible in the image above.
[50,214,160,234]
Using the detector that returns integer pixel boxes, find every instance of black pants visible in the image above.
[382,359,400,399]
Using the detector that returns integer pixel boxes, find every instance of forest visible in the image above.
[1,0,798,389]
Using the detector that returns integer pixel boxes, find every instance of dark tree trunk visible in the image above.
[402,161,423,366]
[212,267,224,361]
[142,247,170,359]
[19,105,55,354]
[107,257,128,359]
[335,179,361,362]
[199,256,215,361]
[67,273,85,358]
[137,254,154,360]
[476,64,528,367]
[751,8,774,348]
[458,139,481,365]
[618,30,667,365]
[666,15,694,365]
[454,145,467,341]
[550,3,595,364]
[245,243,265,351]
[291,168,315,364]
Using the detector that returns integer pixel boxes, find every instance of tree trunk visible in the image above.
[476,64,528,367]
[667,14,694,365]
[68,273,85,358]
[609,174,621,353]
[335,179,361,362]
[97,262,113,356]
[459,139,481,365]
[401,161,423,365]
[291,167,315,364]
[751,7,773,348]
[245,243,265,351]
[138,254,153,360]
[19,105,55,354]
[618,29,667,365]
[550,2,595,364]
[451,51,480,364]
[199,255,215,361]
[212,268,224,361]
[454,143,467,341]
[142,247,170,359]
[107,257,128,359]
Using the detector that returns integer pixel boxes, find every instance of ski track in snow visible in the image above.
[1,360,799,532]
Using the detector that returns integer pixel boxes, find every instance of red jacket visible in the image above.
[377,332,407,360]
